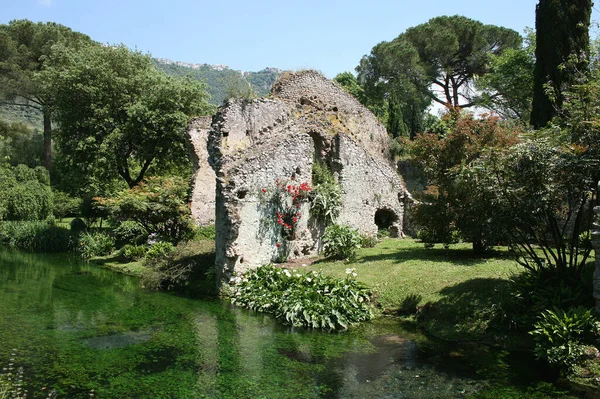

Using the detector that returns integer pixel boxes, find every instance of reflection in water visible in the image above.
[85,330,153,350]
[0,248,550,399]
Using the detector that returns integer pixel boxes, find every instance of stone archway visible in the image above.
[375,208,400,237]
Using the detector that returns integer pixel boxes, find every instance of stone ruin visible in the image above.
[189,116,216,226]
[190,70,409,287]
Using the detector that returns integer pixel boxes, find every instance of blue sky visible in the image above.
[2,0,599,78]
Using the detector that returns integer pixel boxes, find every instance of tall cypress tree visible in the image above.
[530,0,592,128]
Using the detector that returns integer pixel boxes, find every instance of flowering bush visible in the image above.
[267,177,312,239]
[231,265,372,330]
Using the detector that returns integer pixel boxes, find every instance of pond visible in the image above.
[0,249,568,398]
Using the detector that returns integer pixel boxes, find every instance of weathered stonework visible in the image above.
[189,116,216,226]
[206,71,409,286]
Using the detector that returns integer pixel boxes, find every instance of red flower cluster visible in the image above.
[271,177,312,240]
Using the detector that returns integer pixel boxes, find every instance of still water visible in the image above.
[0,249,553,398]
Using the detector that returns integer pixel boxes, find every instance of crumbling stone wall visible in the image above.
[206,71,408,286]
[189,116,216,226]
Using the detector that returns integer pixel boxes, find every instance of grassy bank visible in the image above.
[305,238,528,345]
[97,236,525,344]
[307,238,520,310]
[91,235,594,354]
[307,238,600,396]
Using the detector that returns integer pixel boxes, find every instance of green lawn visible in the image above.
[307,238,521,311]
[306,238,525,345]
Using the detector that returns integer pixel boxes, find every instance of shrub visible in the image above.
[77,231,115,259]
[459,136,596,271]
[232,265,373,330]
[413,195,461,249]
[409,112,520,252]
[530,307,599,372]
[322,224,362,260]
[119,244,147,261]
[34,225,72,253]
[376,228,391,239]
[52,190,82,220]
[0,220,71,252]
[0,165,52,221]
[503,264,595,329]
[360,233,378,248]
[70,217,87,234]
[94,176,193,243]
[145,241,175,261]
[113,220,149,246]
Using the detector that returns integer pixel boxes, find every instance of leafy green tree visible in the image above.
[358,15,521,124]
[41,44,215,191]
[0,19,91,170]
[0,117,43,167]
[51,190,82,221]
[410,111,521,252]
[476,29,536,124]
[0,164,52,221]
[460,65,600,274]
[530,0,592,128]
[333,72,365,102]
[356,41,431,138]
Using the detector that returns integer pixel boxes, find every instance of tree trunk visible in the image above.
[472,239,486,255]
[43,110,52,171]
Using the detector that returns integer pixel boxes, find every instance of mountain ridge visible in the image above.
[153,58,282,105]
[0,58,283,127]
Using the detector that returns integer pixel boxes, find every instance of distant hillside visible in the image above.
[0,103,43,130]
[0,59,282,127]
[153,59,281,105]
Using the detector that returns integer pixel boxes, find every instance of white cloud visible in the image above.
[39,0,53,7]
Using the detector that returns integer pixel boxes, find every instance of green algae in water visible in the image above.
[0,249,581,398]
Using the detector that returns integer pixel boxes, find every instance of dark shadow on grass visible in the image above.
[416,279,560,389]
[357,245,511,266]
[416,277,515,344]
[310,257,344,266]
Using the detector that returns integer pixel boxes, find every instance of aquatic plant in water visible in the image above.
[0,350,26,399]
[231,265,372,330]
